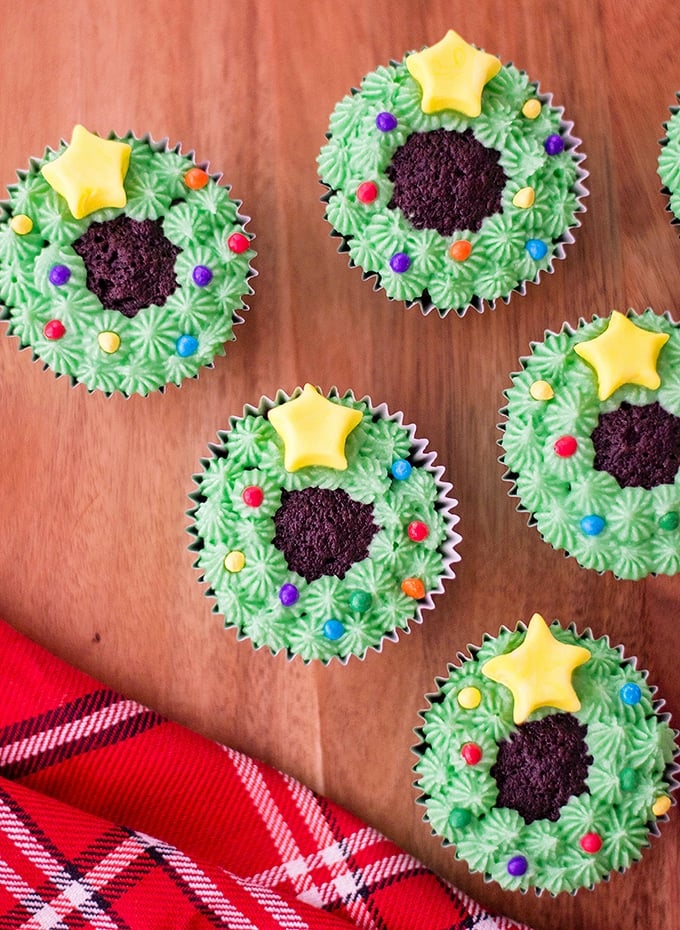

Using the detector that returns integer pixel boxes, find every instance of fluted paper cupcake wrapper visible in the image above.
[320,66,588,319]
[412,619,680,895]
[0,128,256,397]
[187,385,462,664]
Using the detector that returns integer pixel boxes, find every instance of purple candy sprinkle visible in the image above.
[375,111,398,132]
[192,265,213,287]
[279,583,299,607]
[507,855,528,877]
[389,252,411,273]
[48,264,71,286]
[544,134,565,156]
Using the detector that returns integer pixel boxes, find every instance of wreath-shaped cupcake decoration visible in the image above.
[188,385,461,662]
[0,125,255,395]
[499,309,680,579]
[413,613,678,894]
[318,29,587,317]
[658,96,680,226]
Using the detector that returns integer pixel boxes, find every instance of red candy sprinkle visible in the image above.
[242,485,264,507]
[43,319,65,340]
[184,167,209,190]
[407,521,430,542]
[580,832,602,854]
[227,232,249,253]
[461,743,483,766]
[356,181,379,204]
[554,435,578,457]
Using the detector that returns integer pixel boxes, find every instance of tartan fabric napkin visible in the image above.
[0,618,530,929]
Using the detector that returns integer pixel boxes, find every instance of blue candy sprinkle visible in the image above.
[375,111,397,132]
[620,682,642,706]
[192,264,213,287]
[391,459,412,480]
[323,619,345,641]
[279,583,299,607]
[525,239,548,261]
[580,514,606,536]
[389,252,411,273]
[176,334,199,357]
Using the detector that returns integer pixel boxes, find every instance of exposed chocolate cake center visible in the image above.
[592,401,680,490]
[273,487,379,583]
[385,128,507,235]
[73,215,181,318]
[491,713,591,824]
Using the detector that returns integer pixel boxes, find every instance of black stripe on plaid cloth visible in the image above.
[0,784,142,929]
[0,690,164,780]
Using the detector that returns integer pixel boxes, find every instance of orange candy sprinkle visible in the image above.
[184,167,209,190]
[449,240,472,262]
[401,577,426,599]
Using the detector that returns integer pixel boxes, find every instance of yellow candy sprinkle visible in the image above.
[522,98,541,119]
[652,795,672,817]
[97,331,121,354]
[457,686,481,709]
[512,186,535,209]
[530,380,554,401]
[10,214,33,235]
[224,550,246,573]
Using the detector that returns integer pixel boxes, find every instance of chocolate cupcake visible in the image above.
[0,125,255,394]
[413,613,678,894]
[499,309,680,579]
[318,29,587,317]
[188,385,461,662]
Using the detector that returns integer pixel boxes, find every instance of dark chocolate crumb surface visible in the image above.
[592,401,680,490]
[491,713,592,824]
[273,487,379,583]
[385,128,507,235]
[73,215,181,318]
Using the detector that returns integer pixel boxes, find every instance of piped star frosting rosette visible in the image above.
[499,309,680,579]
[413,614,679,895]
[187,385,461,663]
[658,94,680,227]
[0,126,255,395]
[317,29,587,318]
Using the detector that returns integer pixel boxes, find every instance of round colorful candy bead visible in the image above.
[457,687,481,709]
[407,521,429,541]
[10,214,33,235]
[356,181,378,204]
[242,485,264,507]
[98,331,121,354]
[184,167,209,189]
[390,252,411,273]
[580,514,606,536]
[176,334,199,357]
[554,435,578,457]
[192,265,213,287]
[401,577,425,599]
[224,550,246,573]
[579,832,602,854]
[460,742,482,765]
[659,511,679,531]
[448,808,471,829]
[391,459,412,480]
[529,380,554,401]
[620,682,642,705]
[323,619,345,640]
[349,590,372,612]
[375,111,397,132]
[525,239,548,260]
[279,583,299,607]
[227,232,249,253]
[448,240,472,262]
[49,264,71,286]
[43,319,65,340]
[544,133,565,155]
[507,855,528,877]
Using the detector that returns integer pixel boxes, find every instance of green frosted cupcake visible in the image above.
[499,309,680,579]
[188,385,461,662]
[318,28,587,317]
[0,125,255,395]
[658,95,680,227]
[413,613,678,894]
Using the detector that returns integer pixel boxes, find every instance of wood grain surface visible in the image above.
[0,1,678,927]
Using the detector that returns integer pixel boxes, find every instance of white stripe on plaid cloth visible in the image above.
[0,700,149,768]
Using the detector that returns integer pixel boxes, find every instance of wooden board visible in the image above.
[0,1,677,927]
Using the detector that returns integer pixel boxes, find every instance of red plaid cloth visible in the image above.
[0,618,530,929]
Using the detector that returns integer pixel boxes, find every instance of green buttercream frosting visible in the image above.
[188,388,461,662]
[0,132,255,395]
[413,620,678,894]
[318,48,586,317]
[658,100,680,222]
[500,310,680,579]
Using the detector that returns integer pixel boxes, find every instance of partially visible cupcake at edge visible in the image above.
[413,612,678,894]
[0,125,255,395]
[318,29,587,317]
[499,309,680,579]
[188,385,461,662]
[658,94,680,228]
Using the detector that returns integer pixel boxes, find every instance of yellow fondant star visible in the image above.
[482,613,591,725]
[41,125,131,220]
[268,384,363,472]
[405,29,501,117]
[574,311,669,401]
